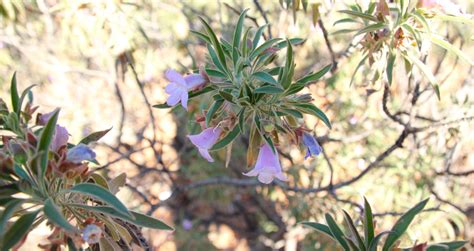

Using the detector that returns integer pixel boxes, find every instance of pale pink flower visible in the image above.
[165,69,207,110]
[187,127,222,162]
[243,143,287,184]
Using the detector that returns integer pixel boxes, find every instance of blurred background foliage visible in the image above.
[0,0,473,250]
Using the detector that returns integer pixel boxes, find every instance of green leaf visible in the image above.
[387,52,396,85]
[207,44,227,73]
[279,108,303,118]
[253,71,278,85]
[334,18,361,26]
[382,198,430,251]
[284,83,305,96]
[205,68,227,78]
[79,127,112,144]
[210,125,240,151]
[205,100,224,127]
[325,213,350,251]
[238,108,246,133]
[232,9,249,65]
[281,39,294,89]
[301,222,334,239]
[250,38,281,60]
[254,85,284,94]
[2,210,40,250]
[69,204,173,230]
[190,30,211,44]
[252,24,268,49]
[274,38,305,49]
[296,64,333,85]
[0,199,23,236]
[369,231,392,251]
[406,53,440,100]
[355,22,387,37]
[68,183,132,218]
[43,198,77,233]
[18,84,36,118]
[10,72,20,116]
[426,241,467,251]
[294,103,331,129]
[363,197,375,247]
[339,10,378,22]
[342,210,366,251]
[351,53,368,86]
[435,14,474,25]
[199,17,227,70]
[219,90,235,103]
[430,35,473,65]
[37,108,60,179]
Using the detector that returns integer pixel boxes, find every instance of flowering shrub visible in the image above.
[333,0,472,97]
[155,10,331,183]
[0,74,172,250]
[302,198,467,251]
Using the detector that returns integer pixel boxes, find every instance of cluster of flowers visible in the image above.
[164,69,322,184]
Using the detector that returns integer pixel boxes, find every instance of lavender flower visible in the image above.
[302,132,322,159]
[82,224,102,244]
[187,127,221,162]
[38,110,55,125]
[67,143,96,163]
[51,125,69,151]
[243,143,287,184]
[165,69,206,110]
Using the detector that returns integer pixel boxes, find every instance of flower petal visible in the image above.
[180,91,189,110]
[51,125,69,151]
[67,143,96,163]
[274,172,288,182]
[187,127,221,149]
[165,82,180,94]
[257,173,274,184]
[184,74,206,90]
[166,92,182,106]
[243,168,259,177]
[198,148,214,162]
[165,69,186,86]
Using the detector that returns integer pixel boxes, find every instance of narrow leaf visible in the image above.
[37,108,60,179]
[254,85,284,94]
[2,210,40,250]
[296,64,332,85]
[210,125,240,151]
[382,198,430,251]
[342,210,366,250]
[363,197,375,247]
[44,198,77,232]
[69,183,132,218]
[301,222,334,239]
[70,204,173,230]
[205,100,224,127]
[325,213,350,251]
[10,72,20,116]
[79,127,112,144]
[253,71,278,85]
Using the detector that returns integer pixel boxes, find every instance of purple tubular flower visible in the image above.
[82,224,102,244]
[165,69,206,110]
[302,132,322,159]
[51,125,69,152]
[67,143,96,163]
[187,127,222,162]
[38,110,55,125]
[243,143,287,184]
